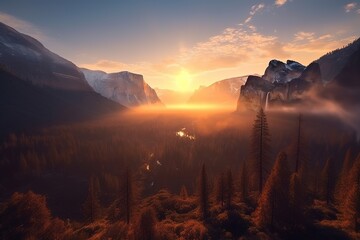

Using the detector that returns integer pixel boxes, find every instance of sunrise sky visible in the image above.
[0,0,359,91]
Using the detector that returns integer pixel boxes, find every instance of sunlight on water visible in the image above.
[176,128,196,140]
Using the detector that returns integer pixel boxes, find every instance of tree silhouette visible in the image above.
[254,152,290,229]
[344,182,360,232]
[343,154,360,231]
[215,172,225,208]
[251,108,271,193]
[134,207,157,240]
[335,148,354,204]
[119,167,135,224]
[198,163,210,220]
[294,114,303,173]
[239,162,249,203]
[321,158,333,205]
[289,172,305,225]
[225,169,234,210]
[83,176,101,222]
[180,185,189,200]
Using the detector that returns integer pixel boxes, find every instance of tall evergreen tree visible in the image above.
[119,167,135,224]
[342,154,360,216]
[198,163,210,220]
[335,148,354,204]
[254,152,290,229]
[289,172,305,225]
[251,108,271,194]
[239,162,249,203]
[321,158,333,205]
[344,182,360,232]
[225,169,234,209]
[179,185,189,200]
[294,114,303,173]
[83,176,101,222]
[134,207,157,240]
[215,172,225,208]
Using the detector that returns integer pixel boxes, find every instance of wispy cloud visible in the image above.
[244,3,265,24]
[294,31,315,41]
[0,12,46,41]
[344,2,357,12]
[275,0,287,7]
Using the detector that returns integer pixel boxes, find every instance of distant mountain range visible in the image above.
[188,76,248,106]
[154,88,193,106]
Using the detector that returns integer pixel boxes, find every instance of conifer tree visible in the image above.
[180,185,189,200]
[254,152,290,229]
[289,172,305,224]
[215,172,225,208]
[342,154,360,224]
[239,162,249,203]
[251,108,271,193]
[344,182,360,232]
[134,207,157,240]
[294,114,303,173]
[83,176,101,222]
[225,169,234,209]
[321,158,333,204]
[119,167,135,224]
[335,148,354,204]
[198,163,210,220]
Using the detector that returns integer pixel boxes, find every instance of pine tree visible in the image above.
[342,154,360,219]
[344,182,360,232]
[321,158,333,205]
[239,162,249,203]
[198,163,210,220]
[335,148,354,204]
[215,172,225,208]
[119,167,135,224]
[225,169,234,210]
[251,108,271,194]
[83,176,101,222]
[294,114,303,173]
[289,172,305,225]
[180,185,189,200]
[134,207,157,240]
[254,152,290,229]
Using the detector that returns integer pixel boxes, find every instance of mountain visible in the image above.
[316,38,360,83]
[0,22,91,91]
[188,76,248,106]
[320,47,360,106]
[0,22,123,136]
[237,62,321,111]
[154,88,193,105]
[237,37,360,111]
[262,60,305,83]
[81,68,162,108]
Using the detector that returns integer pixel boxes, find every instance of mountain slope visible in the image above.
[0,22,124,136]
[0,22,91,91]
[188,76,248,106]
[316,37,360,83]
[81,68,162,107]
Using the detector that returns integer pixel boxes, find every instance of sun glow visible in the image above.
[175,69,193,92]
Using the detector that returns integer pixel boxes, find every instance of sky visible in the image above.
[0,0,359,91]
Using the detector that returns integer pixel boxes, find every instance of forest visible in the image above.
[0,108,359,240]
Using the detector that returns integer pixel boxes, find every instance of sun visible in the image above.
[175,69,193,92]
